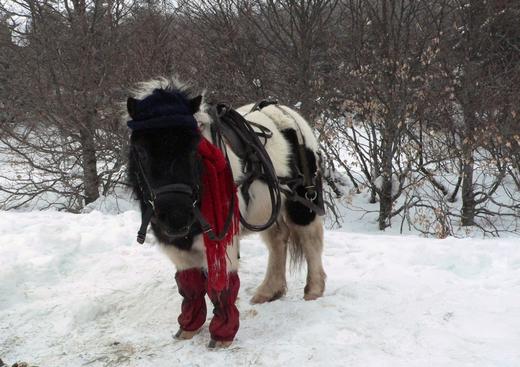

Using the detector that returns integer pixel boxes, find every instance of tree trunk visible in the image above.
[80,129,100,205]
[378,175,393,230]
[378,137,394,230]
[460,82,477,226]
[369,187,377,204]
[460,143,475,226]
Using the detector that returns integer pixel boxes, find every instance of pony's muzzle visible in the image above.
[154,193,196,239]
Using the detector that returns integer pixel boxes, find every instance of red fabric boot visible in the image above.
[175,268,207,332]
[207,272,240,342]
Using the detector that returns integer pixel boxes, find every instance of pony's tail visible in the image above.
[287,224,306,272]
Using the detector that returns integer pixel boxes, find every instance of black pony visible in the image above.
[126,77,326,348]
[128,89,204,249]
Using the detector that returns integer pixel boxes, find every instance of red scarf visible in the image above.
[198,137,240,293]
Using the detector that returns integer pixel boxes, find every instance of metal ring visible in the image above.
[305,190,318,201]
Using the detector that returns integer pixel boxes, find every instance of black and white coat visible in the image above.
[131,77,326,305]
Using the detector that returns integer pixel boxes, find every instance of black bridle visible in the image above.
[131,145,237,244]
[131,145,198,243]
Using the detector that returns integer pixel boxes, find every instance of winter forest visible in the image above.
[1,0,518,236]
[0,1,519,366]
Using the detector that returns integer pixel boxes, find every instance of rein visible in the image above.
[210,104,283,232]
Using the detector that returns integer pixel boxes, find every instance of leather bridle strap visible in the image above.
[154,184,194,197]
[192,190,236,241]
[132,146,156,205]
[137,206,154,244]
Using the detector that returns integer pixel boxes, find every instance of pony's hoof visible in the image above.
[304,278,325,301]
[250,293,271,304]
[208,339,233,349]
[174,328,200,340]
[250,288,285,304]
[303,292,322,301]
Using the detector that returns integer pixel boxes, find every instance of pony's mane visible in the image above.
[123,76,211,126]
[130,76,196,100]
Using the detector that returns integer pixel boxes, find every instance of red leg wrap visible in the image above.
[175,268,207,332]
[208,272,240,342]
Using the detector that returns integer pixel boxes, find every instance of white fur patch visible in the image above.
[123,76,208,123]
[161,235,207,271]
[277,106,320,152]
[235,105,292,178]
[195,110,212,129]
[131,76,190,99]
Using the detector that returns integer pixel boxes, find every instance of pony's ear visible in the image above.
[189,95,203,114]
[127,97,139,119]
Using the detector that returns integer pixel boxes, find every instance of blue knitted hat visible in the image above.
[127,89,198,131]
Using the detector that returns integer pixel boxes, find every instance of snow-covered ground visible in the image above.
[1,210,519,366]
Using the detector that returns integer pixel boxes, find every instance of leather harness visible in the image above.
[132,100,325,244]
[210,101,325,220]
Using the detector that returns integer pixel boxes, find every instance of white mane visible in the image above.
[130,76,193,99]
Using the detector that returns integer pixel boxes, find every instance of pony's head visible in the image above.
[126,78,205,247]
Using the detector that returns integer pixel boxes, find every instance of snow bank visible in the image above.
[1,210,519,366]
[82,189,138,214]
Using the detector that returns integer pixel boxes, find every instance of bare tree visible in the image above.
[434,0,520,226]
[0,0,135,209]
[1,0,517,234]
[236,0,340,120]
[325,0,451,230]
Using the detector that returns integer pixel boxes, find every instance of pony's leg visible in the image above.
[207,237,240,348]
[288,216,326,300]
[250,219,289,304]
[162,237,207,339]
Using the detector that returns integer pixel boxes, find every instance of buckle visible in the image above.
[305,190,318,201]
[136,233,146,244]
